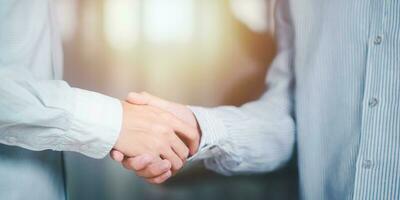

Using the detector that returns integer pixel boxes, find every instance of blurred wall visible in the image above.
[55,0,298,199]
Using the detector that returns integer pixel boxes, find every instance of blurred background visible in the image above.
[54,0,298,199]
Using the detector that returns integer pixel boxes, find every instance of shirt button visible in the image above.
[374,35,382,45]
[362,160,373,169]
[368,97,379,108]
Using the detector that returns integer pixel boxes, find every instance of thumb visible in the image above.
[126,92,149,105]
[110,149,125,162]
[135,92,173,111]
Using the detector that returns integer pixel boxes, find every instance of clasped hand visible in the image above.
[111,92,200,184]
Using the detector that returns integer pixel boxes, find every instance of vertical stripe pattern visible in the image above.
[291,0,400,199]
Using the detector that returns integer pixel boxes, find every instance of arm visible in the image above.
[115,0,295,181]
[0,68,122,158]
[192,0,295,173]
[0,0,121,158]
[0,1,192,164]
[194,0,295,174]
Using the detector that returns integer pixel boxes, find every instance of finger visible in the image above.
[132,92,196,127]
[163,114,199,155]
[136,93,198,128]
[122,154,155,171]
[137,92,171,110]
[110,149,125,162]
[169,132,190,161]
[127,92,200,155]
[146,170,172,184]
[135,159,172,178]
[126,92,150,105]
[160,147,184,172]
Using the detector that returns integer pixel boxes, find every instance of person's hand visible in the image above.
[113,101,197,181]
[127,92,200,153]
[111,93,201,184]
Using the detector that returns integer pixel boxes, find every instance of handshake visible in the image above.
[110,92,201,184]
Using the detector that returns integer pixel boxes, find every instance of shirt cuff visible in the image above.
[67,88,122,159]
[187,106,228,161]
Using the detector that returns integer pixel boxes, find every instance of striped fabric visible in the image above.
[294,0,400,199]
[191,0,400,199]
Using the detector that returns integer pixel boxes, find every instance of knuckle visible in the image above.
[164,131,176,141]
[149,139,163,151]
[168,135,179,144]
[154,141,164,151]
[155,142,168,151]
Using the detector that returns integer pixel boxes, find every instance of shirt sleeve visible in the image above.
[189,0,295,175]
[0,68,122,159]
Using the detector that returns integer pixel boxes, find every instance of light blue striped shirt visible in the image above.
[191,0,400,199]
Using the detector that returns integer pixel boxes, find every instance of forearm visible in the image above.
[0,68,122,158]
[190,97,295,175]
[190,0,296,175]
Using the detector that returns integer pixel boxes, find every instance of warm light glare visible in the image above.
[230,0,270,33]
[54,0,77,42]
[104,0,140,49]
[144,0,195,43]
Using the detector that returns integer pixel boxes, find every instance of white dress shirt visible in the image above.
[0,1,122,199]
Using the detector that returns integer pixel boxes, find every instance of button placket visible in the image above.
[368,97,379,108]
[373,35,383,45]
[362,159,373,169]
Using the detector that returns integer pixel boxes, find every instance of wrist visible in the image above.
[189,106,227,150]
[114,101,129,151]
[68,88,122,158]
[191,110,202,154]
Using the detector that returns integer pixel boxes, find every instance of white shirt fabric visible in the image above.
[0,1,122,199]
